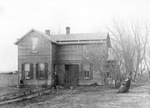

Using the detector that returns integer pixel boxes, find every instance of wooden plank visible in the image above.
[0,89,52,105]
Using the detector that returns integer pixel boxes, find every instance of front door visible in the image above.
[64,64,79,85]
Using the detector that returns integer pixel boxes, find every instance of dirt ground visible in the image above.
[0,82,150,108]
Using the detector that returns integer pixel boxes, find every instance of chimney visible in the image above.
[66,27,70,35]
[45,30,50,36]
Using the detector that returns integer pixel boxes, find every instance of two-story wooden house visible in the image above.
[15,27,114,86]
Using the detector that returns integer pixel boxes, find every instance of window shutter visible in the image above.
[90,64,93,79]
[29,64,34,79]
[36,63,39,79]
[45,63,48,79]
[80,64,84,79]
[21,64,25,79]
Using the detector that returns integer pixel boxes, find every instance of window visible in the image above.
[36,63,48,79]
[83,64,91,79]
[83,45,89,59]
[65,64,71,71]
[23,63,33,79]
[39,64,45,79]
[85,71,90,77]
[32,37,38,53]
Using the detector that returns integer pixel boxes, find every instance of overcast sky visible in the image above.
[0,0,149,72]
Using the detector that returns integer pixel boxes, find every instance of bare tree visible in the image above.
[108,19,149,81]
[83,42,119,86]
[144,43,150,80]
[83,43,107,85]
[49,25,62,35]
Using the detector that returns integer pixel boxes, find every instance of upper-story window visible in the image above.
[32,37,38,53]
[83,45,89,59]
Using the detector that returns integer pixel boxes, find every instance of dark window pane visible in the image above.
[36,63,48,79]
[39,63,45,79]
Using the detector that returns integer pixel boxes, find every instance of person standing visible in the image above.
[52,72,59,90]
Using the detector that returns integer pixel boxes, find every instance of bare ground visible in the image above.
[0,82,150,108]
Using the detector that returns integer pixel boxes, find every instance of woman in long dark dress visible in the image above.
[125,77,131,91]
[117,77,131,93]
[52,72,59,90]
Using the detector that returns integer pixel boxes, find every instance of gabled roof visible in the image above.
[34,29,56,42]
[14,28,56,45]
[15,28,109,45]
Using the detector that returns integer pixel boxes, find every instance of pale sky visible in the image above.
[0,0,150,72]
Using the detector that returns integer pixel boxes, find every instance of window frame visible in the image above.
[83,64,92,80]
[32,37,38,53]
[84,71,90,79]
[83,45,90,59]
[36,63,48,80]
[23,63,34,80]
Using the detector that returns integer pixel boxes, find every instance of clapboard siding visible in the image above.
[18,31,52,85]
[18,32,51,56]
[18,32,51,64]
[58,45,83,61]
[57,43,106,62]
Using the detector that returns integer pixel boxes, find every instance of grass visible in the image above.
[0,73,148,108]
[0,74,18,96]
[0,74,18,87]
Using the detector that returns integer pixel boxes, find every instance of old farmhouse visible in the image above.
[15,27,115,86]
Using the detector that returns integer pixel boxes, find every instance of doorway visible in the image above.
[64,64,79,85]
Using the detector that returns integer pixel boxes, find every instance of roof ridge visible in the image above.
[50,32,108,36]
[32,29,57,42]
